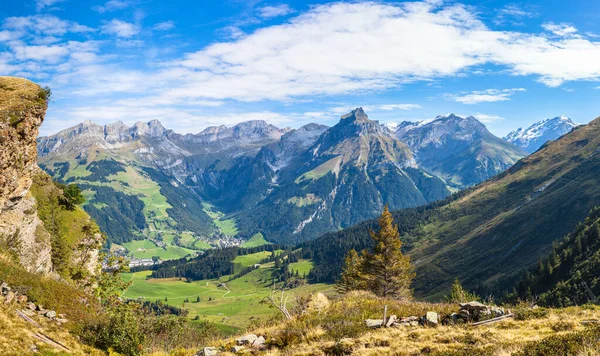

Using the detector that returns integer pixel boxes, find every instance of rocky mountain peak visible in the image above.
[504,115,577,153]
[340,107,371,124]
[132,119,166,138]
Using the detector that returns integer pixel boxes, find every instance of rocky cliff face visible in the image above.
[0,77,52,273]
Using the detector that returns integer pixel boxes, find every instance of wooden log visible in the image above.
[470,314,513,327]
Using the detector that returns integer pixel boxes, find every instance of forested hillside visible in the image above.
[512,206,600,307]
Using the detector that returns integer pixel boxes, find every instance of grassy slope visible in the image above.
[44,160,211,260]
[240,233,270,248]
[202,202,239,236]
[406,118,600,298]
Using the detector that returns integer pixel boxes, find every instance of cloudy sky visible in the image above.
[2,0,600,136]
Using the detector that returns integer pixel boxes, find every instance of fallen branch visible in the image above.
[470,314,513,327]
[32,332,71,352]
[15,310,42,329]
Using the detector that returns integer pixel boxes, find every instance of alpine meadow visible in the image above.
[2,0,600,355]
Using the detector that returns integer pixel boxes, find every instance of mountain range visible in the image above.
[37,108,570,252]
[504,115,578,153]
[303,115,600,298]
[391,114,527,188]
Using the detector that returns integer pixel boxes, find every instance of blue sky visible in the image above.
[2,0,600,137]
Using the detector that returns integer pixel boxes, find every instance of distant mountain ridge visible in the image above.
[37,108,528,249]
[391,114,527,188]
[504,115,577,153]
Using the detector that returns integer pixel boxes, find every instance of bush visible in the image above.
[79,301,218,355]
[513,304,549,321]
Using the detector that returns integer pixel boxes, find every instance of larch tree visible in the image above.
[362,205,415,299]
[336,205,415,299]
[336,249,367,293]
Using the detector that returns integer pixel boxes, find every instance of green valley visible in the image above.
[121,249,334,332]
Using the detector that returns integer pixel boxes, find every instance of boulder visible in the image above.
[386,315,397,328]
[235,334,258,346]
[459,301,487,311]
[365,319,384,328]
[200,347,219,356]
[401,316,419,322]
[231,345,245,353]
[4,291,15,304]
[252,336,266,348]
[16,295,27,303]
[423,312,438,326]
[45,310,57,318]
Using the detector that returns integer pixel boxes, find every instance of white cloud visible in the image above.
[92,0,130,13]
[7,1,600,135]
[11,42,70,63]
[542,22,578,37]
[4,15,94,36]
[258,4,295,19]
[447,88,526,105]
[36,0,65,11]
[152,21,175,31]
[101,19,139,38]
[495,4,538,25]
[472,113,505,123]
[330,104,421,114]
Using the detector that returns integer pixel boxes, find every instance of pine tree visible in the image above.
[445,279,478,303]
[362,205,415,299]
[336,249,367,293]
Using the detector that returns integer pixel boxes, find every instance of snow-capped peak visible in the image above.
[504,115,577,153]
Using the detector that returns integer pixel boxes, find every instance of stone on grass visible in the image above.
[252,336,266,348]
[231,345,245,353]
[4,291,15,304]
[235,334,258,346]
[423,312,438,326]
[365,319,384,328]
[201,347,219,356]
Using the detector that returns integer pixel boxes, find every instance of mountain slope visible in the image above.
[37,120,289,250]
[305,115,600,299]
[512,206,600,307]
[504,115,577,153]
[394,114,527,188]
[235,108,451,244]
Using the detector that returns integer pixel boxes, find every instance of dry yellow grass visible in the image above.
[202,293,600,356]
[0,302,104,355]
[0,76,45,124]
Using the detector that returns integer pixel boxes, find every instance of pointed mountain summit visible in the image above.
[504,115,578,153]
[393,114,527,188]
[234,108,450,243]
